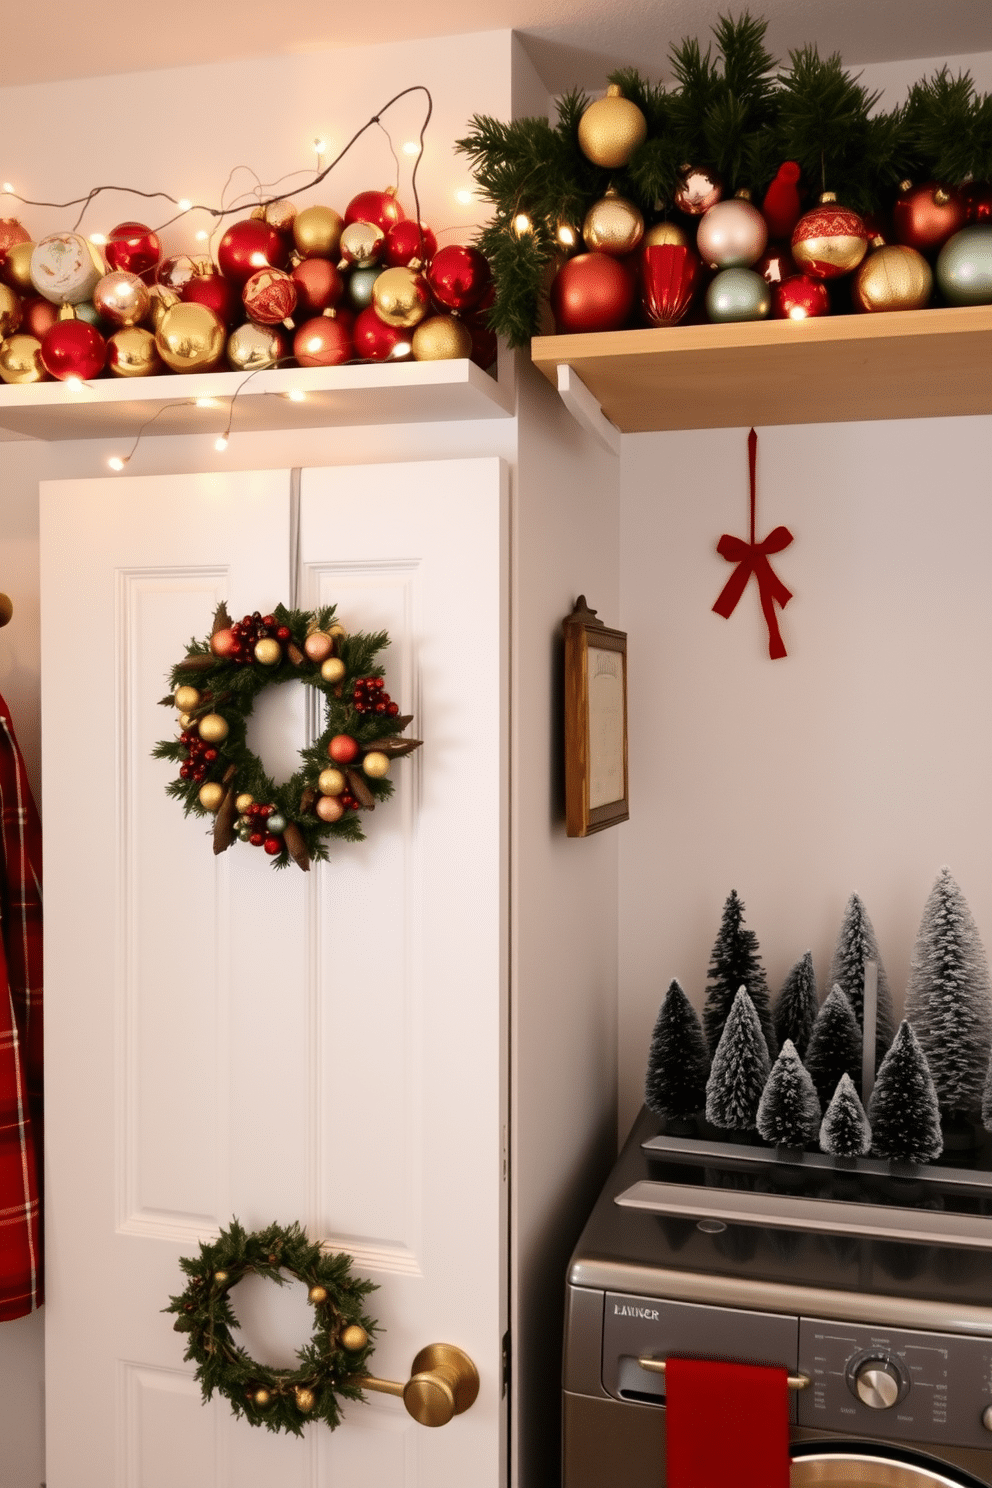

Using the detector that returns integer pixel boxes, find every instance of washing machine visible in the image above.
[564,1107,992,1488]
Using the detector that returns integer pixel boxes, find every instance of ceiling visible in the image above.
[3,0,991,92]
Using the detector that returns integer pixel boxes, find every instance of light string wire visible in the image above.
[5,84,433,237]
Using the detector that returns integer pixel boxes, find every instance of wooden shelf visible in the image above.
[0,358,513,443]
[531,305,992,435]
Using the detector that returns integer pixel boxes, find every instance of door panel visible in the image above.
[41,459,508,1486]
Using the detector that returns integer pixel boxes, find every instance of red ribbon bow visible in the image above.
[712,428,793,660]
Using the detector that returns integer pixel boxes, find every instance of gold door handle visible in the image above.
[360,1343,480,1427]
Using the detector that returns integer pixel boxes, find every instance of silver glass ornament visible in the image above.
[936,225,992,306]
[705,267,772,322]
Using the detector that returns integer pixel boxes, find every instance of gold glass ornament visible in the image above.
[577,84,647,169]
[254,1388,271,1408]
[362,751,390,779]
[644,222,689,248]
[411,313,472,361]
[197,712,230,744]
[339,221,384,269]
[93,270,150,327]
[148,284,180,332]
[372,267,429,328]
[155,302,226,373]
[178,713,192,728]
[582,189,644,257]
[853,242,933,312]
[214,1270,228,1284]
[320,656,346,683]
[235,793,254,813]
[295,1387,315,1412]
[174,685,201,712]
[791,193,868,279]
[254,637,281,666]
[107,326,161,378]
[0,285,22,339]
[0,333,47,384]
[226,321,285,372]
[340,1324,369,1351]
[308,1284,328,1304]
[293,205,343,259]
[0,241,34,293]
[198,782,225,812]
[317,768,345,796]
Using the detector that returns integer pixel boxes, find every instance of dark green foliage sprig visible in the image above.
[165,1219,378,1436]
[456,9,992,345]
[152,602,420,870]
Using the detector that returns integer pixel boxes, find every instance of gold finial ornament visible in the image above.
[582,189,645,256]
[577,84,647,169]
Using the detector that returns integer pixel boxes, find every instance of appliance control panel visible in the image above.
[798,1317,992,1451]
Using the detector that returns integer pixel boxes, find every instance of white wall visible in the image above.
[619,414,992,1135]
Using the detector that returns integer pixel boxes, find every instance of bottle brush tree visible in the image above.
[644,979,710,1120]
[904,867,992,1119]
[827,894,894,1054]
[773,950,818,1058]
[804,985,863,1109]
[819,1073,872,1158]
[868,1021,943,1164]
[756,1039,821,1149]
[705,987,772,1134]
[703,890,776,1058]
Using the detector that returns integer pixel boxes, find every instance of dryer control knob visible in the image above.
[854,1360,901,1410]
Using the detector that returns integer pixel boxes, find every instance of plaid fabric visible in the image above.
[0,693,42,1321]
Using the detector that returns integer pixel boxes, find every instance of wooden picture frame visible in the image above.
[562,596,629,837]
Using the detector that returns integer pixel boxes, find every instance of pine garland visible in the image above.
[165,1219,378,1436]
[153,602,421,871]
[456,10,992,345]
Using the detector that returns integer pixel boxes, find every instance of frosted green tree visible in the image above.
[702,891,775,1058]
[756,1039,821,1148]
[705,987,772,1134]
[868,1021,943,1164]
[827,894,894,1051]
[644,980,710,1120]
[819,1073,872,1157]
[773,951,818,1058]
[904,867,992,1118]
[804,985,863,1108]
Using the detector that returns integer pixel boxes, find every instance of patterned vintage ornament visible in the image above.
[935,225,992,306]
[791,194,868,279]
[852,243,933,312]
[30,232,103,304]
[577,85,647,169]
[582,190,644,257]
[242,267,297,326]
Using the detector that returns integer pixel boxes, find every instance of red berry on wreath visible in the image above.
[328,734,360,764]
[276,625,291,642]
[249,832,265,847]
[263,836,282,855]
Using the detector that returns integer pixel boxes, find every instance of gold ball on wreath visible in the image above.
[362,751,390,779]
[577,84,647,170]
[235,793,254,813]
[340,1324,369,1352]
[197,712,230,744]
[320,656,346,683]
[178,713,191,728]
[329,623,347,640]
[295,1387,315,1412]
[254,1388,271,1408]
[214,1270,229,1285]
[174,685,200,712]
[308,1284,328,1304]
[198,782,225,812]
[318,768,345,796]
[254,637,282,666]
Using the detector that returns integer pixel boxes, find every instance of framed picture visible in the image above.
[562,596,628,837]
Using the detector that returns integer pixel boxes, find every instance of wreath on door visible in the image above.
[166,1219,378,1434]
[153,602,421,871]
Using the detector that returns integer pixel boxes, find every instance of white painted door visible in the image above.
[40,459,508,1487]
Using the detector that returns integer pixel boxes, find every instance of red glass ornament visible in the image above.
[550,252,635,333]
[384,219,438,267]
[291,258,343,314]
[893,182,967,256]
[21,296,59,340]
[293,315,353,367]
[674,166,723,216]
[773,274,830,319]
[181,272,239,326]
[40,319,106,381]
[963,181,992,225]
[639,243,699,326]
[344,189,404,232]
[761,163,803,240]
[156,254,211,291]
[242,268,297,325]
[105,221,162,281]
[263,836,282,856]
[791,200,868,278]
[426,245,492,312]
[217,220,288,287]
[328,734,359,764]
[0,219,30,258]
[352,305,413,361]
[754,243,797,285]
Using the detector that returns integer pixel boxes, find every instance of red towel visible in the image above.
[665,1358,790,1488]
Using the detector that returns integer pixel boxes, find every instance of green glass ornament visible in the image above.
[347,267,383,313]
[936,225,992,306]
[706,267,772,323]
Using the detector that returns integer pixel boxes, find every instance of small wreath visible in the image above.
[153,602,421,870]
[165,1219,378,1435]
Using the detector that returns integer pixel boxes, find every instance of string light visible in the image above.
[512,212,534,236]
[89,232,107,245]
[214,434,229,452]
[556,223,578,247]
[195,230,209,241]
[177,198,192,213]
[284,389,306,402]
[455,188,474,205]
[2,183,12,194]
[107,456,127,471]
[402,142,421,157]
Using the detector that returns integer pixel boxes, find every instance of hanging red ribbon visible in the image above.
[712,428,794,660]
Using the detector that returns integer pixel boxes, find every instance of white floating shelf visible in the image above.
[0,358,513,442]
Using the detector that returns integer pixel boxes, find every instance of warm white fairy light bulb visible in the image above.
[178,198,192,213]
[389,342,412,359]
[65,376,83,390]
[403,141,420,156]
[455,188,474,205]
[195,230,209,241]
[512,213,533,237]
[215,434,229,452]
[2,183,12,194]
[286,389,306,401]
[556,223,577,247]
[108,456,126,471]
[89,232,107,246]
